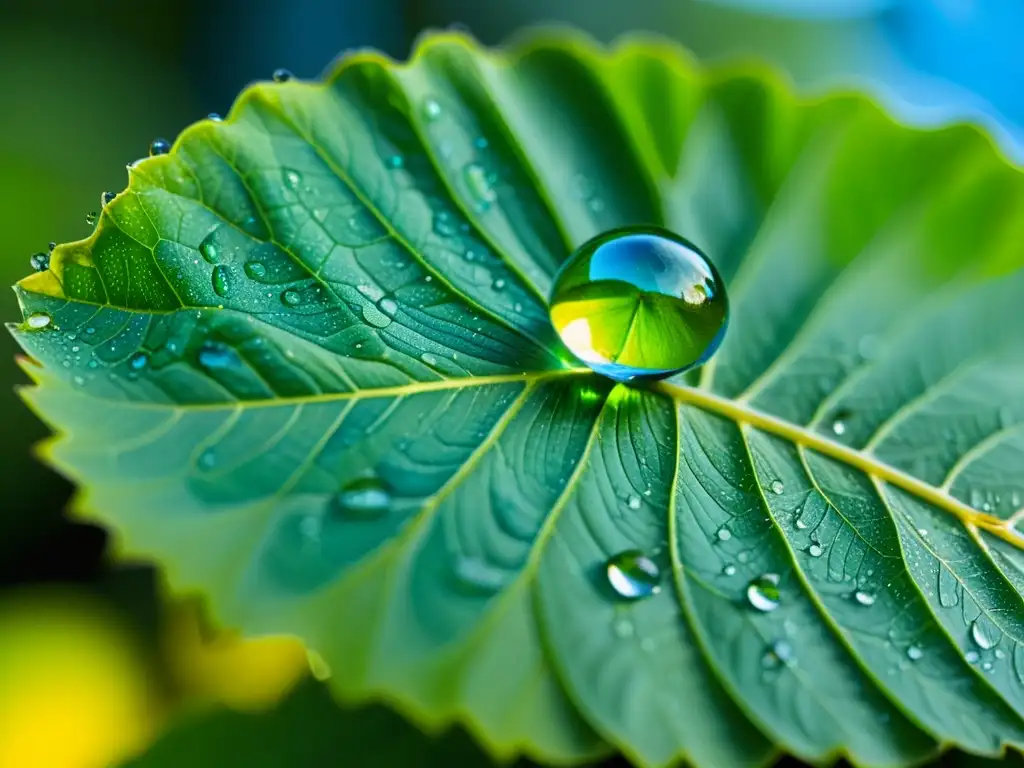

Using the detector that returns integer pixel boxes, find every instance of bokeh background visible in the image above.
[2,1,1022,766]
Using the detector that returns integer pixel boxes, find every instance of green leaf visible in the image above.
[10,29,1024,767]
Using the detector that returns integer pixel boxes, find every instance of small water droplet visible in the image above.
[85,211,98,226]
[420,352,438,366]
[361,302,392,329]
[26,312,53,330]
[48,241,56,252]
[29,252,50,271]
[723,564,737,576]
[769,479,785,495]
[101,191,116,207]
[970,617,1000,650]
[716,526,732,542]
[464,163,497,210]
[129,352,149,371]
[746,574,781,612]
[149,138,170,156]
[613,618,634,638]
[379,298,398,316]
[208,112,223,122]
[965,650,980,664]
[422,98,442,121]
[212,265,232,297]
[198,233,220,264]
[198,449,216,470]
[606,550,661,600]
[332,477,391,519]
[831,409,852,436]
[434,211,458,237]
[198,341,239,370]
[474,136,489,149]
[492,278,506,291]
[808,543,823,558]
[386,154,404,169]
[281,289,302,307]
[762,639,794,668]
[283,169,302,189]
[245,262,267,280]
[906,645,924,661]
[272,68,293,83]
[627,495,641,510]
[854,590,876,606]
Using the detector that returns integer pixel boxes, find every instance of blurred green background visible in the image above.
[2,1,1021,766]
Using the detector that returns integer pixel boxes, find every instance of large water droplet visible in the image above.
[746,574,781,612]
[149,138,170,156]
[26,312,53,330]
[971,617,1000,650]
[198,233,220,264]
[281,289,302,307]
[605,550,661,600]
[332,477,391,519]
[549,226,728,382]
[245,262,267,280]
[212,265,232,297]
[30,252,50,272]
[198,341,239,370]
[853,590,876,606]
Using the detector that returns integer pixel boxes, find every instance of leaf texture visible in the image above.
[10,30,1024,767]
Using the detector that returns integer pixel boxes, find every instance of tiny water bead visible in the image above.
[549,227,728,382]
[149,138,170,156]
[605,550,661,600]
[101,191,115,207]
[272,68,293,83]
[746,573,781,612]
[85,211,98,226]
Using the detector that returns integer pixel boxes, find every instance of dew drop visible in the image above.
[420,352,438,366]
[549,227,728,382]
[198,233,220,264]
[464,163,497,210]
[723,564,737,576]
[198,449,216,470]
[379,298,399,317]
[101,191,116,207]
[453,556,507,594]
[970,617,1000,650]
[605,550,661,600]
[272,68,293,83]
[716,525,732,542]
[965,650,980,664]
[208,112,223,122]
[386,154,404,169]
[245,262,267,280]
[211,265,232,297]
[627,495,641,510]
[831,409,852,436]
[26,312,53,330]
[770,479,785,495]
[283,169,302,189]
[492,278,506,291]
[853,590,876,606]
[29,252,50,272]
[422,98,442,121]
[907,645,924,661]
[332,477,391,519]
[128,351,149,371]
[746,574,781,612]
[808,543,823,558]
[48,241,56,252]
[198,341,239,370]
[149,138,170,156]
[281,289,302,307]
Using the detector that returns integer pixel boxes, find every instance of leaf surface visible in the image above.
[11,31,1024,767]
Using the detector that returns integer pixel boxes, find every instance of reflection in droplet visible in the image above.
[605,550,661,600]
[746,574,781,612]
